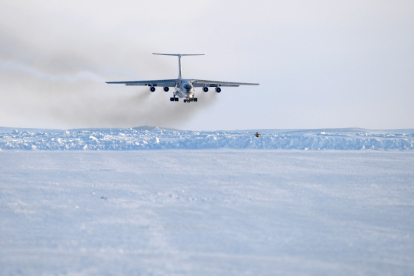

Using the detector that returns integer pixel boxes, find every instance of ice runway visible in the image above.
[1,150,413,275]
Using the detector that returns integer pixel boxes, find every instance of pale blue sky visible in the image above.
[0,0,413,130]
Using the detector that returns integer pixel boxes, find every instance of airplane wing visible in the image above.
[106,79,178,87]
[192,79,259,87]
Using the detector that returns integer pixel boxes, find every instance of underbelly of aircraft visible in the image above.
[174,88,194,98]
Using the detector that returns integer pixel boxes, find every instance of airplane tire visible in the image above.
[194,98,198,102]
[175,98,179,101]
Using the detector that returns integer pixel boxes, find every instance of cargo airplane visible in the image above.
[106,53,259,103]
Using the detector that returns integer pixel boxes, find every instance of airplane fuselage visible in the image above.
[174,79,195,99]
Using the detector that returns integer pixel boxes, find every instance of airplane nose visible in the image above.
[184,84,192,91]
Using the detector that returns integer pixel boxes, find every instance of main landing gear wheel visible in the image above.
[171,97,179,102]
[184,98,197,103]
[175,97,178,101]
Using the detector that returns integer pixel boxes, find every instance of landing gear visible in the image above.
[170,96,179,102]
[184,98,197,103]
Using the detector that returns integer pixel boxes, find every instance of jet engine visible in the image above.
[215,87,221,93]
[150,86,156,92]
[163,87,169,92]
[203,87,209,92]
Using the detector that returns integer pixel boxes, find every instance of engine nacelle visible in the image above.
[203,87,209,92]
[150,86,156,92]
[163,87,169,92]
[215,87,221,93]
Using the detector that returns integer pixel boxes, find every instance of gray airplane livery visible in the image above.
[106,53,259,103]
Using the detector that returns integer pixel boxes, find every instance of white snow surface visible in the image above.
[1,150,413,275]
[0,127,413,150]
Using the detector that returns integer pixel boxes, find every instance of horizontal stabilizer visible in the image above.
[153,53,204,78]
[153,53,204,56]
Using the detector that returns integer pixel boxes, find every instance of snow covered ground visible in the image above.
[1,148,413,275]
[0,127,413,150]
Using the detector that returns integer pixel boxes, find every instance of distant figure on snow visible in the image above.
[255,132,260,138]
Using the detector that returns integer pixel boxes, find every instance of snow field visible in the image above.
[1,150,413,275]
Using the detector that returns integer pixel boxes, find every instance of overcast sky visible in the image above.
[0,0,413,130]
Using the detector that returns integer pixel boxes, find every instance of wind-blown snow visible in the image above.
[0,127,413,150]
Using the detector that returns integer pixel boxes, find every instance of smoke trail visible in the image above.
[0,33,218,129]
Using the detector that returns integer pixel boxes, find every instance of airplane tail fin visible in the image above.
[152,53,204,79]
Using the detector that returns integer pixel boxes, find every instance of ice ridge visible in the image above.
[0,128,413,150]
